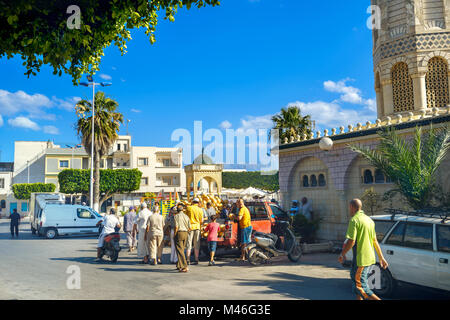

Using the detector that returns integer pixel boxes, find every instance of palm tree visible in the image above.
[75,91,123,211]
[272,106,312,142]
[350,126,450,210]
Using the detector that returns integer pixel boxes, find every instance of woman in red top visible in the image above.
[204,215,220,266]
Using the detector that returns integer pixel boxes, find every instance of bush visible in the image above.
[222,171,279,191]
[292,214,321,243]
[12,183,56,200]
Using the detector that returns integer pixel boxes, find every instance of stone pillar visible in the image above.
[382,79,393,115]
[412,73,427,111]
[375,88,384,118]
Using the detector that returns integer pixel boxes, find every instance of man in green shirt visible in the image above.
[338,199,388,300]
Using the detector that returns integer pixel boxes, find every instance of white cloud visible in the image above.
[237,115,273,134]
[52,96,82,112]
[0,115,3,127]
[323,78,374,109]
[130,108,141,113]
[43,125,60,135]
[8,116,40,131]
[99,73,112,81]
[219,120,232,129]
[0,89,81,121]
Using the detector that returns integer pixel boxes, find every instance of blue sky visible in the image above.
[0,0,376,165]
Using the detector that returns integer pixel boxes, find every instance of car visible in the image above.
[200,201,290,256]
[342,211,450,297]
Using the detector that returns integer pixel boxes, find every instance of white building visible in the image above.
[2,136,186,215]
[0,163,14,216]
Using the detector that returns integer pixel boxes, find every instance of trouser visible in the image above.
[175,231,188,270]
[351,262,375,299]
[148,235,164,261]
[10,224,18,236]
[170,229,178,263]
[125,231,136,248]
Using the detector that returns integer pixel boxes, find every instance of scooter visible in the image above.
[247,221,302,266]
[99,232,121,263]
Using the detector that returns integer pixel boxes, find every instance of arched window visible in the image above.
[385,174,392,183]
[392,62,414,112]
[0,200,5,209]
[310,175,318,187]
[318,174,326,187]
[364,169,374,184]
[426,57,449,109]
[375,169,385,184]
[302,175,309,188]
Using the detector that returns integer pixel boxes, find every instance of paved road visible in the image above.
[0,219,448,300]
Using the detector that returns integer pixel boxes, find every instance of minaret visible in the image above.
[372,0,450,119]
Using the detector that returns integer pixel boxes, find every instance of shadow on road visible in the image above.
[232,271,352,300]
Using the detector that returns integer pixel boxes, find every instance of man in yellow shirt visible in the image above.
[185,197,204,265]
[237,199,252,261]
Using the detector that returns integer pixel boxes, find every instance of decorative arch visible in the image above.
[426,56,450,109]
[420,51,450,68]
[391,62,414,112]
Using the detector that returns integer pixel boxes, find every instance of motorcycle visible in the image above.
[99,232,121,263]
[247,221,302,266]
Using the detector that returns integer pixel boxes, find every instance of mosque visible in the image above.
[278,0,450,241]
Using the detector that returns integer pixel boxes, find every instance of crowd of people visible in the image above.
[105,198,252,273]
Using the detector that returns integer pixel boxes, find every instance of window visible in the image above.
[248,205,267,220]
[375,169,385,184]
[437,225,450,253]
[302,175,309,188]
[374,220,396,242]
[138,158,148,166]
[310,175,317,187]
[385,222,406,246]
[364,169,374,184]
[59,160,69,168]
[21,202,28,212]
[0,200,5,209]
[117,143,121,151]
[270,205,288,219]
[392,62,414,112]
[163,159,171,167]
[141,177,148,186]
[0,178,4,189]
[426,57,449,109]
[162,176,173,186]
[100,159,105,169]
[403,223,433,251]
[318,174,326,187]
[77,208,94,219]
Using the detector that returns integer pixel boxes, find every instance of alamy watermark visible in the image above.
[66,265,81,290]
[170,121,279,174]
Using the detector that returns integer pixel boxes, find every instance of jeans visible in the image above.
[10,224,18,237]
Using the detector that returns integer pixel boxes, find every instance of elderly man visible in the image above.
[300,197,313,220]
[146,210,165,265]
[174,205,191,273]
[185,197,204,265]
[339,199,389,300]
[123,206,137,252]
[136,202,152,264]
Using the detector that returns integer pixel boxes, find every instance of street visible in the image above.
[0,219,448,300]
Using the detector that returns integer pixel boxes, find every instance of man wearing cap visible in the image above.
[185,197,204,265]
[123,206,137,252]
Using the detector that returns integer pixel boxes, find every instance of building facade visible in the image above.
[279,0,450,242]
[1,136,186,217]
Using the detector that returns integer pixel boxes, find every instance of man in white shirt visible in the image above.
[300,197,313,220]
[96,208,121,261]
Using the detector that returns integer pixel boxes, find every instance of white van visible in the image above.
[30,192,65,234]
[37,203,103,239]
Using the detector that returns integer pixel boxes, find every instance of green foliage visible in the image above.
[361,187,383,216]
[12,183,56,200]
[291,214,321,244]
[58,168,142,196]
[350,126,450,210]
[1,0,220,84]
[222,171,279,192]
[272,106,312,143]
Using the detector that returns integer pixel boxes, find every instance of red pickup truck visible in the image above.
[200,201,290,256]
